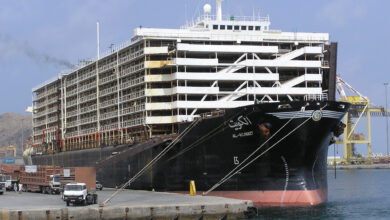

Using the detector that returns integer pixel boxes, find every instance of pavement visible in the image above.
[0,188,251,210]
[0,189,254,220]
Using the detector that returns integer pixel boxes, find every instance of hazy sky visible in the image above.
[0,0,389,155]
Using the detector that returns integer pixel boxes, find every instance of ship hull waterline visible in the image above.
[30,101,349,207]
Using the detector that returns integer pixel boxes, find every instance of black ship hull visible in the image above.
[31,101,349,206]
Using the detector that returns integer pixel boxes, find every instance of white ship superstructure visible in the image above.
[31,1,337,152]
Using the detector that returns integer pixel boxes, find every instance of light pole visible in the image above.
[385,83,389,157]
[21,119,24,153]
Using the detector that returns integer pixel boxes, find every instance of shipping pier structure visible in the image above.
[30,5,337,154]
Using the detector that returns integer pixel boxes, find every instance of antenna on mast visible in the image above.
[216,0,224,21]
[97,21,100,59]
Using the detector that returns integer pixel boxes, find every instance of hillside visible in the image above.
[0,112,32,156]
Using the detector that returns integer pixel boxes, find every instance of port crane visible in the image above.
[335,75,390,164]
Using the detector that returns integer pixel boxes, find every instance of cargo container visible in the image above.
[60,167,96,190]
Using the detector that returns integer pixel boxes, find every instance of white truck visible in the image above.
[63,183,97,206]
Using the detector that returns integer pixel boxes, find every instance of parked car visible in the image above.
[96,181,103,190]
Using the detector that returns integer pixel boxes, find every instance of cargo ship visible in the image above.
[25,0,349,206]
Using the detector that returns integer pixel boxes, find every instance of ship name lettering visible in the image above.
[228,116,252,131]
[234,156,239,165]
[232,131,254,138]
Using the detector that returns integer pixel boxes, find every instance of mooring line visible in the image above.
[204,104,327,195]
[101,117,201,206]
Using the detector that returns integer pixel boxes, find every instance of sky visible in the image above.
[0,0,389,156]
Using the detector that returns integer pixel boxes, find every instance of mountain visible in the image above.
[0,112,32,156]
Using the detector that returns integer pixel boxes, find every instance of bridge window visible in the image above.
[227,25,232,30]
[234,25,240,30]
[249,26,254,31]
[213,25,218,30]
[241,26,247,30]
[220,25,226,30]
[255,26,261,31]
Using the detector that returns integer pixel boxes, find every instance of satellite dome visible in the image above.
[203,4,212,14]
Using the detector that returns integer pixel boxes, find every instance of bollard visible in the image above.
[150,207,154,219]
[125,207,129,220]
[99,208,103,220]
[18,211,22,220]
[189,180,196,196]
[219,214,227,220]
[46,210,50,220]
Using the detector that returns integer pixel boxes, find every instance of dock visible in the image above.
[0,189,255,220]
[328,163,390,170]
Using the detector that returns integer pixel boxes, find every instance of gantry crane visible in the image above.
[336,75,389,164]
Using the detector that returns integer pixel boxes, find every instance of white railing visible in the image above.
[67,121,78,128]
[67,110,78,118]
[36,101,47,108]
[32,75,59,92]
[78,82,96,93]
[67,99,78,107]
[100,99,118,108]
[33,120,46,127]
[47,106,58,114]
[100,111,118,120]
[101,123,118,131]
[67,78,78,87]
[80,104,97,114]
[79,93,96,104]
[120,63,145,78]
[119,50,144,65]
[33,110,47,118]
[47,97,58,105]
[67,88,78,97]
[99,60,117,73]
[47,116,58,124]
[99,86,118,97]
[121,104,145,116]
[47,88,58,95]
[119,90,145,103]
[121,118,144,128]
[35,92,46,100]
[80,116,97,126]
[65,131,78,138]
[33,128,45,135]
[99,74,117,85]
[79,128,97,136]
[78,70,96,82]
[304,93,328,101]
[120,77,145,90]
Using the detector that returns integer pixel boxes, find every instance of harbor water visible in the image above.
[256,169,390,219]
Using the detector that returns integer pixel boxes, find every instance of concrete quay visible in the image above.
[0,189,255,220]
[328,163,390,170]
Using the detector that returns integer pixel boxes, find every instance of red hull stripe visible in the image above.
[173,189,327,206]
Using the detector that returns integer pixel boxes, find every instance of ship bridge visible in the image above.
[190,14,270,32]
